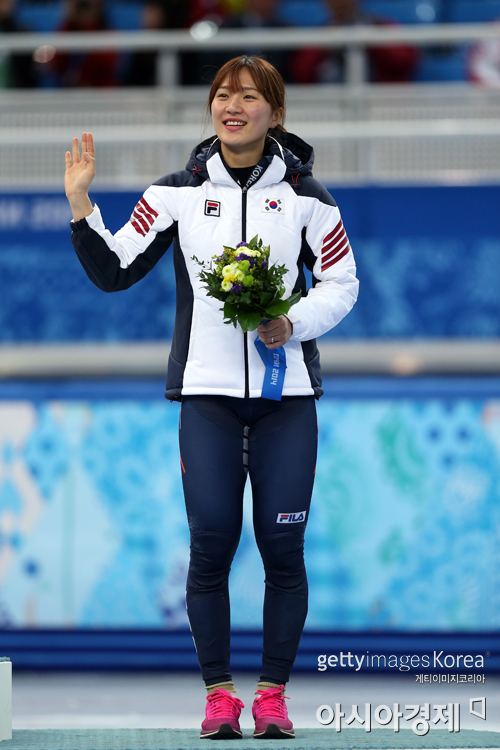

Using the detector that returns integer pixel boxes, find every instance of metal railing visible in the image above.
[2,23,500,86]
[2,82,500,185]
[2,25,500,184]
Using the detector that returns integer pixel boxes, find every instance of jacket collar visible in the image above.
[207,148,286,190]
[186,132,314,189]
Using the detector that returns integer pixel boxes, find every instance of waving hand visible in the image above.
[64,132,95,222]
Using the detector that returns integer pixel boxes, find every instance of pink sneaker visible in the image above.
[252,684,295,739]
[200,688,244,740]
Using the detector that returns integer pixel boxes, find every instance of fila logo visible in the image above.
[277,511,307,523]
[263,198,284,214]
[205,200,220,217]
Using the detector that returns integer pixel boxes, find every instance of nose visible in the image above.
[225,93,243,112]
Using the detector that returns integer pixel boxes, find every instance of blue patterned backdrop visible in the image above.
[1,186,500,341]
[0,378,499,630]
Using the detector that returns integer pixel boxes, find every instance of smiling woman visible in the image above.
[65,54,358,741]
[208,56,286,168]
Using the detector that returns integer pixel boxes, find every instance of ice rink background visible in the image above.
[1,378,499,630]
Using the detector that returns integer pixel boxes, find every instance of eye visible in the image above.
[244,94,256,99]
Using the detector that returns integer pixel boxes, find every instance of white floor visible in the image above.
[12,672,500,733]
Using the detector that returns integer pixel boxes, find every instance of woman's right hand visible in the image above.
[65,131,95,222]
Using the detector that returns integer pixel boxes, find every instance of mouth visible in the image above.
[223,119,247,130]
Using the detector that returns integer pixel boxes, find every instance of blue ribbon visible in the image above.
[254,336,287,401]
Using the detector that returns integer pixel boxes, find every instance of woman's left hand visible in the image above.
[257,316,293,349]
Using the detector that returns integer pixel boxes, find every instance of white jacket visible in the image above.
[71,132,359,399]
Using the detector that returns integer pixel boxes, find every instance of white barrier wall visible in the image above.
[0,659,11,742]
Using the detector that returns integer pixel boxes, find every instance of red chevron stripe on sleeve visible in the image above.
[132,211,150,234]
[323,226,346,255]
[322,245,350,271]
[130,196,159,236]
[321,219,350,271]
[322,236,349,266]
[322,219,343,246]
[131,220,146,237]
[139,197,159,218]
[135,205,155,226]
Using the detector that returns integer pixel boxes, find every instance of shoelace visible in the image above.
[254,685,290,718]
[206,689,244,718]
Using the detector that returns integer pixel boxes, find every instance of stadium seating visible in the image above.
[363,0,441,24]
[278,0,332,26]
[16,2,62,32]
[448,0,500,22]
[15,0,143,32]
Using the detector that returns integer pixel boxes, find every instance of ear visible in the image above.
[270,107,284,129]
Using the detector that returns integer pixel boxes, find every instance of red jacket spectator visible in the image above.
[289,0,418,84]
[53,0,118,87]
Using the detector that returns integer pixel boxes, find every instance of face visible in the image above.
[211,68,282,163]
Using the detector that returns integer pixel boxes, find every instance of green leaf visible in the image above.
[260,292,274,306]
[223,301,238,318]
[286,292,302,308]
[264,300,290,317]
[238,311,262,332]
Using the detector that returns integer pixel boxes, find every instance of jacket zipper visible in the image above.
[241,186,249,399]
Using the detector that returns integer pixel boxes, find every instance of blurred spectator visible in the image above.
[182,0,292,85]
[468,35,500,87]
[124,0,188,86]
[289,0,419,84]
[219,0,246,13]
[0,0,37,87]
[52,0,118,87]
[187,0,228,26]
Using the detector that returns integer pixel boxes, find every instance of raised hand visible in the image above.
[64,132,95,222]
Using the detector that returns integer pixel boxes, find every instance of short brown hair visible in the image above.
[207,56,286,134]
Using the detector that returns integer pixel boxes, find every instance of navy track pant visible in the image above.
[179,394,318,686]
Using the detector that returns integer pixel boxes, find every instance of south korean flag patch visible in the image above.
[263,198,284,214]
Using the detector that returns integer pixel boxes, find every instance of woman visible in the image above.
[65,55,358,740]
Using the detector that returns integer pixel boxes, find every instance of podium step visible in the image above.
[1,729,499,750]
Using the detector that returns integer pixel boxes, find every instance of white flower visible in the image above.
[223,263,238,277]
[221,279,233,291]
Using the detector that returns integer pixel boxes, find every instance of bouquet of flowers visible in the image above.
[192,235,301,333]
